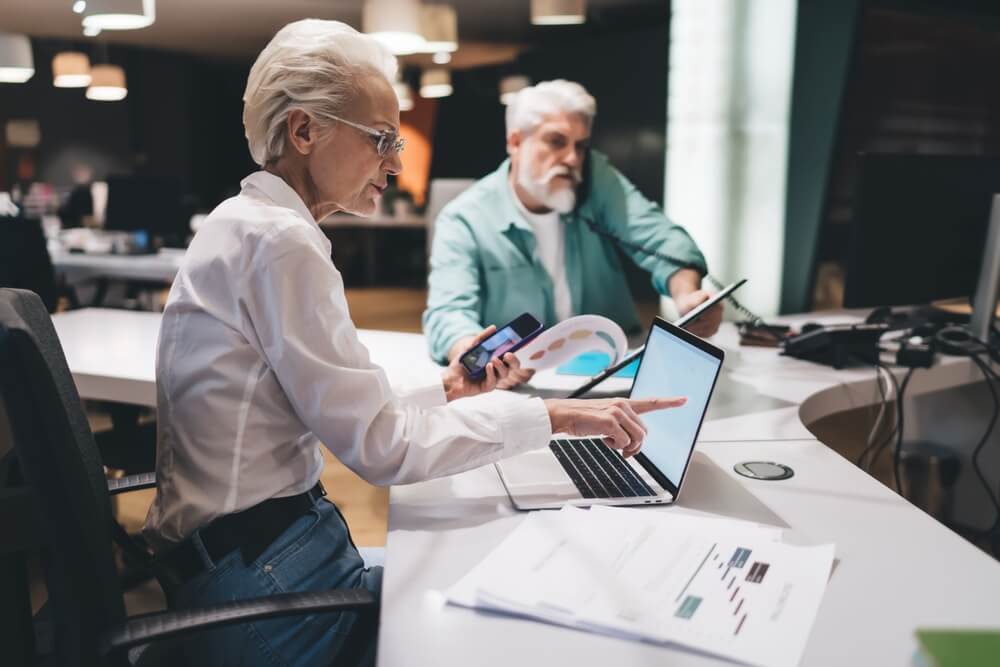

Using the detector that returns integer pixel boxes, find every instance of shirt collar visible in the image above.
[492,159,573,234]
[487,159,529,233]
[240,170,319,230]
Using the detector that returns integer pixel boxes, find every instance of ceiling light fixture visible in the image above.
[0,33,34,83]
[86,63,127,101]
[420,69,452,98]
[531,0,586,25]
[53,51,92,88]
[499,75,530,105]
[82,0,155,31]
[363,0,426,56]
[420,5,458,53]
[72,0,87,14]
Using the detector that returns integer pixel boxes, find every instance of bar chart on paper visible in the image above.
[446,507,835,667]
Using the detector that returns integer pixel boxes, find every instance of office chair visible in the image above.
[424,178,475,256]
[0,288,376,667]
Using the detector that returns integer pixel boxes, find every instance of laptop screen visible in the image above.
[630,321,724,495]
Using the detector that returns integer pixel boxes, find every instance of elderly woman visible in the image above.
[144,19,681,666]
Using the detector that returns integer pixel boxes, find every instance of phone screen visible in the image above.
[461,314,541,376]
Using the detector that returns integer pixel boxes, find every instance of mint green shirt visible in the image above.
[422,151,708,363]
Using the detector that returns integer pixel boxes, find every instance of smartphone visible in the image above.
[460,313,544,379]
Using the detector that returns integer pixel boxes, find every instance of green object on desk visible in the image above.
[916,629,1000,667]
[556,352,639,379]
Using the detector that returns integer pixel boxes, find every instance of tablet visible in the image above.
[567,278,746,398]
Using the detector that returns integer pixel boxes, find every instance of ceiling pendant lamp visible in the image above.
[86,64,127,101]
[53,51,92,88]
[420,69,452,99]
[82,0,156,31]
[0,32,34,83]
[420,4,458,53]
[531,0,586,25]
[363,0,427,56]
[499,75,530,105]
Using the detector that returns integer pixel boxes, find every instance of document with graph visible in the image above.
[446,506,834,667]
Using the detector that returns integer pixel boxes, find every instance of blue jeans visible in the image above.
[167,498,382,666]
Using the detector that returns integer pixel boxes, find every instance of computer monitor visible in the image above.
[104,175,186,246]
[971,195,1000,343]
[843,154,1000,309]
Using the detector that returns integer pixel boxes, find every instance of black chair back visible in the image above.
[0,288,128,667]
[0,216,58,312]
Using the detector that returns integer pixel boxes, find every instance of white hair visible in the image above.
[505,79,597,138]
[243,19,398,166]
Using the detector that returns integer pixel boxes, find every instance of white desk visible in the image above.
[49,246,184,285]
[49,309,1000,665]
[50,308,438,408]
[377,314,1000,666]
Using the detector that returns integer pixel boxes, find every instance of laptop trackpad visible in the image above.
[496,449,579,499]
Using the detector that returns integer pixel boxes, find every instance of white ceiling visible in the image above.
[0,0,667,60]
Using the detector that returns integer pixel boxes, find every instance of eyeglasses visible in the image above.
[328,114,405,158]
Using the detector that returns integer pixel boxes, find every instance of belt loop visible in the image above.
[190,530,216,569]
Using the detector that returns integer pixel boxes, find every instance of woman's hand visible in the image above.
[441,326,533,401]
[544,396,687,457]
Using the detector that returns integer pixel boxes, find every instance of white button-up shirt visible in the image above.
[145,171,552,547]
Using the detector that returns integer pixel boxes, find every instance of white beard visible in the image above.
[516,163,578,214]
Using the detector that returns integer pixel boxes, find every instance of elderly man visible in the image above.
[423,79,722,383]
[145,21,684,666]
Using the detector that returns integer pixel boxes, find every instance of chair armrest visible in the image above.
[107,472,156,495]
[101,588,375,654]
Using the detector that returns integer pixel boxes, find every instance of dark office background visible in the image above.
[0,40,255,211]
[0,15,669,289]
[783,0,1000,312]
[13,0,1000,304]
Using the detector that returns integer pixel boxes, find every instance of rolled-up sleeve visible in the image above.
[242,226,551,486]
[593,156,708,296]
[422,207,486,363]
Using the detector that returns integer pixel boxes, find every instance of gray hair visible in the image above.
[243,19,398,166]
[504,79,597,138]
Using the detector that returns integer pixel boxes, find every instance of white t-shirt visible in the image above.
[510,185,573,321]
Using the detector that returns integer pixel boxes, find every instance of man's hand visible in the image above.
[441,326,534,401]
[544,396,687,458]
[674,289,723,338]
[669,269,722,338]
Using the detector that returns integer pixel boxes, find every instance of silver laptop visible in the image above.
[496,317,725,510]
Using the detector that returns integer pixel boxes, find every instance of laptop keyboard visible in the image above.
[549,438,656,499]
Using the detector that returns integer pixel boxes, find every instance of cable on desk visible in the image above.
[929,327,1000,533]
[889,369,915,495]
[967,355,1000,533]
[856,363,894,470]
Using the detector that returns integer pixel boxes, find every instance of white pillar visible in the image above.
[663,0,797,318]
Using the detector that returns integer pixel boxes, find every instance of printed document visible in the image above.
[446,506,834,667]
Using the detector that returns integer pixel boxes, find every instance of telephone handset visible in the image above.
[571,150,766,327]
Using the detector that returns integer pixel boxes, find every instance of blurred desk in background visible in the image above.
[48,245,184,285]
[320,213,427,285]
